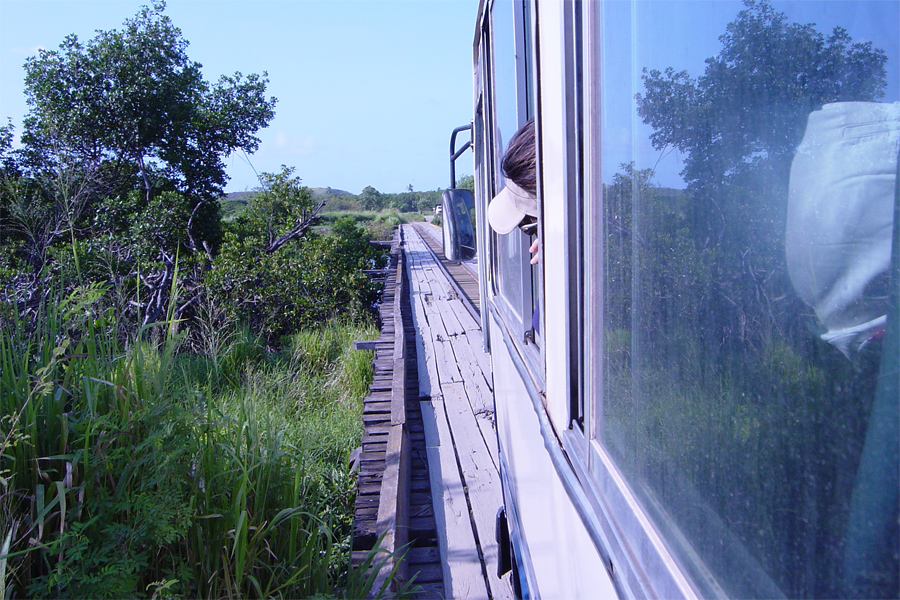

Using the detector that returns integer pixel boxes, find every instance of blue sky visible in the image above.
[0,0,478,194]
[602,0,900,188]
[1,1,897,194]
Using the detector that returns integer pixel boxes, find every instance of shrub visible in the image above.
[207,230,384,344]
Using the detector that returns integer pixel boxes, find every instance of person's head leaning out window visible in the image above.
[488,119,540,265]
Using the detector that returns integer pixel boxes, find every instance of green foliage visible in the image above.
[21,1,276,201]
[355,186,442,214]
[456,174,475,192]
[94,188,222,263]
[331,215,388,264]
[323,195,362,212]
[1,6,404,594]
[637,0,886,191]
[635,0,887,269]
[633,0,888,357]
[2,1,278,340]
[0,295,381,598]
[220,191,255,221]
[239,166,315,247]
[358,186,385,211]
[203,171,388,344]
[207,228,385,343]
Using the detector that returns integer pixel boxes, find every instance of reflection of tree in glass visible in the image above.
[634,0,888,354]
[637,0,886,194]
[610,3,896,598]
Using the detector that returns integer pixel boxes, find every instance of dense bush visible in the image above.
[207,214,386,344]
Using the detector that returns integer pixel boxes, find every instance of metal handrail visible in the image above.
[449,123,473,188]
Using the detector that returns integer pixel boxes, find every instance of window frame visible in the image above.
[486,0,544,377]
[561,1,703,597]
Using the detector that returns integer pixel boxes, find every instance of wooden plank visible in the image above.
[413,224,487,370]
[439,384,512,600]
[407,238,498,470]
[414,222,481,320]
[407,563,444,584]
[403,224,513,600]
[407,265,464,389]
[430,310,498,471]
[391,253,407,426]
[373,423,410,590]
[420,395,489,600]
[407,546,441,564]
[363,401,391,414]
[407,264,440,398]
[353,339,377,351]
[363,414,390,425]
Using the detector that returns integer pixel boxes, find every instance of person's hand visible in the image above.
[529,238,539,265]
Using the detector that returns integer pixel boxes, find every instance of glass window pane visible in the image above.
[491,0,526,320]
[596,1,899,598]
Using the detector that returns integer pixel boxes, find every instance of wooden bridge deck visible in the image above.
[405,223,513,600]
[412,222,481,319]
[351,223,514,599]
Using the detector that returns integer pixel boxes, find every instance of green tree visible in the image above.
[240,165,324,253]
[21,1,276,205]
[209,225,382,343]
[389,192,416,213]
[457,174,475,192]
[358,185,384,210]
[8,1,277,329]
[636,0,886,204]
[207,170,382,342]
[0,119,16,176]
[416,189,442,212]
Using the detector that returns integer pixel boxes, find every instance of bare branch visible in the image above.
[263,197,327,254]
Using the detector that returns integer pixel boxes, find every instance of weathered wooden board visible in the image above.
[373,423,410,587]
[427,291,499,471]
[421,394,490,600]
[439,384,509,599]
[403,224,514,600]
[406,231,499,471]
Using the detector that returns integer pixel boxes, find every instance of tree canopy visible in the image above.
[636,0,887,195]
[21,0,276,203]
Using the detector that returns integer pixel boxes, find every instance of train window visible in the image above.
[489,0,539,349]
[590,1,899,598]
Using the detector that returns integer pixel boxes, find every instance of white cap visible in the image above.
[488,179,538,234]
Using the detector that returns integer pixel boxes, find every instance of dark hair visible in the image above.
[501,119,537,196]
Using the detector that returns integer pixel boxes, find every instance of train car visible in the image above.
[444,0,899,598]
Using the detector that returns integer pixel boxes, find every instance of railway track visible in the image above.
[410,222,481,321]
[351,228,442,597]
[350,223,487,597]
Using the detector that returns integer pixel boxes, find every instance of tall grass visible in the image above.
[0,287,382,598]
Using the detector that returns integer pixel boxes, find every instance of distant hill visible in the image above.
[309,187,353,199]
[221,191,255,220]
[225,191,256,202]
